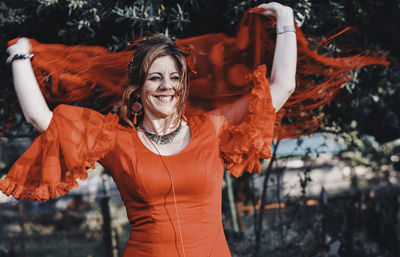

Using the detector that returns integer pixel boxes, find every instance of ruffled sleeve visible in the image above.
[0,104,119,202]
[219,65,276,177]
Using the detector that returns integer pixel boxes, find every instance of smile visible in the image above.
[154,95,175,103]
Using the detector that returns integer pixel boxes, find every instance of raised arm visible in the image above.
[7,38,53,133]
[261,2,297,111]
[209,2,297,134]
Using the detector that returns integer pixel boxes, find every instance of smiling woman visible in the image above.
[0,1,388,257]
[121,35,190,132]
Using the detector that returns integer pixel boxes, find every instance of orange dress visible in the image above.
[0,65,276,256]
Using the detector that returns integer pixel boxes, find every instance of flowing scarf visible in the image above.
[6,9,389,139]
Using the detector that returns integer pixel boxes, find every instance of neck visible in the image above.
[142,113,180,135]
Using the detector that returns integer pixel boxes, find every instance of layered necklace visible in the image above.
[139,120,182,145]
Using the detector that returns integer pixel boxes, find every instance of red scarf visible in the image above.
[7,9,389,139]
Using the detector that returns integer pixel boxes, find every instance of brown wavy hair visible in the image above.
[121,34,189,129]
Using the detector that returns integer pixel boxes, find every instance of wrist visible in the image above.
[276,25,296,35]
[6,53,34,65]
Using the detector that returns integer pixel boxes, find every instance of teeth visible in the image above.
[156,96,173,102]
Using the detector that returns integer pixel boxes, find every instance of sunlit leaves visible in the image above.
[112,1,189,40]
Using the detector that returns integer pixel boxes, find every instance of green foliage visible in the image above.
[336,131,400,188]
[298,0,400,143]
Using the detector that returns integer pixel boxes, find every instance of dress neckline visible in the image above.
[130,115,198,158]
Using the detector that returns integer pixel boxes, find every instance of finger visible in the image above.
[261,10,275,16]
[257,2,282,10]
[18,37,28,43]
[18,38,32,51]
[249,7,264,13]
[253,3,282,17]
[250,8,275,17]
[6,45,15,54]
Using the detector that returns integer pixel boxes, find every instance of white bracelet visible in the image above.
[276,25,296,34]
[6,53,34,65]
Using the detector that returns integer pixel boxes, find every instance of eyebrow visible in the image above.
[148,72,179,76]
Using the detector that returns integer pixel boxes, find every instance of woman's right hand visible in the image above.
[7,37,32,55]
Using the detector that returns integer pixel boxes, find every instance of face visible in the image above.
[139,55,180,119]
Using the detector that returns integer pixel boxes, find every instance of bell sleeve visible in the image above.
[218,65,277,177]
[0,104,119,202]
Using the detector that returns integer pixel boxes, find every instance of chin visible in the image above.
[146,105,178,119]
[149,100,178,117]
[156,109,178,118]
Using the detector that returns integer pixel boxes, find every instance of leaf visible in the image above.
[111,35,120,42]
[115,17,126,23]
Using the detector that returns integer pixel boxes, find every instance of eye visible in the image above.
[149,76,160,81]
[171,76,180,81]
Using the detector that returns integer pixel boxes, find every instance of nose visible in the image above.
[158,77,176,91]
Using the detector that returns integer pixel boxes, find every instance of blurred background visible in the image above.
[0,0,399,256]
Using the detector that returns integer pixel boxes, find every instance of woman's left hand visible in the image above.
[251,2,294,26]
[250,2,297,112]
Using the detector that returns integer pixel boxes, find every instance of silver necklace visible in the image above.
[140,120,182,145]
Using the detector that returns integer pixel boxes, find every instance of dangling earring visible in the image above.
[132,100,143,125]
